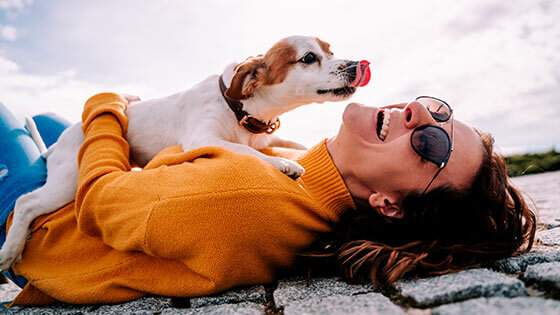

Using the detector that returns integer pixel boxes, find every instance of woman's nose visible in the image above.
[403,101,435,129]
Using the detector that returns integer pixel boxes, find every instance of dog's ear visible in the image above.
[226,55,265,100]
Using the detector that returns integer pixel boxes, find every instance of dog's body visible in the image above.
[0,35,370,270]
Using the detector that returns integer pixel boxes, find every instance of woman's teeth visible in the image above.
[379,110,390,141]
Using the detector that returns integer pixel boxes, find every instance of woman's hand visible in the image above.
[121,94,141,104]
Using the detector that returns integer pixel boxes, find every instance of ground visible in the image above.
[1,171,559,314]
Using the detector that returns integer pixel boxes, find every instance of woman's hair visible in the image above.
[303,130,536,285]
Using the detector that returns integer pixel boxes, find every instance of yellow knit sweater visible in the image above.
[7,93,356,306]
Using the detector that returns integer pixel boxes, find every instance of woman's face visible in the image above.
[326,100,483,211]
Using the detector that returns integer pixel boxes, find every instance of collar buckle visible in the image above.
[239,115,280,134]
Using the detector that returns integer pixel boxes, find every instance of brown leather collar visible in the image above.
[218,74,280,134]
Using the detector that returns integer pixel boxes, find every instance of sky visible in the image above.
[0,0,558,155]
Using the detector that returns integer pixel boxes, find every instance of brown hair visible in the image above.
[303,130,536,285]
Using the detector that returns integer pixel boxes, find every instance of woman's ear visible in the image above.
[368,192,403,219]
[226,55,265,100]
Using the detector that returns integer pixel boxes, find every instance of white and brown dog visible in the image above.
[0,35,371,270]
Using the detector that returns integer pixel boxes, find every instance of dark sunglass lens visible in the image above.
[431,111,450,121]
[411,126,451,165]
[418,97,451,122]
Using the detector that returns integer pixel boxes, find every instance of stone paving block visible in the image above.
[523,261,560,283]
[190,285,265,308]
[393,268,527,307]
[283,292,404,315]
[537,227,560,246]
[432,296,560,315]
[91,296,172,314]
[491,246,560,273]
[540,218,560,229]
[523,261,560,298]
[1,292,171,314]
[0,280,21,303]
[273,277,375,307]
[3,303,97,314]
[161,302,264,314]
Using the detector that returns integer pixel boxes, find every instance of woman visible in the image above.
[304,99,536,284]
[2,93,534,306]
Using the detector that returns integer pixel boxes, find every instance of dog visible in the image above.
[0,35,371,270]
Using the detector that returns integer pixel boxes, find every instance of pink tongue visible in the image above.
[348,60,371,88]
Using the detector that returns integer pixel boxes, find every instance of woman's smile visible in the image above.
[376,109,391,141]
[342,103,401,145]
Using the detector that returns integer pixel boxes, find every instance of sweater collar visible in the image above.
[296,139,357,222]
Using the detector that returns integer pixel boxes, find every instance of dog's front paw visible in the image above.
[267,157,305,179]
[0,249,19,272]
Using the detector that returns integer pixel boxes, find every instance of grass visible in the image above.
[505,149,560,177]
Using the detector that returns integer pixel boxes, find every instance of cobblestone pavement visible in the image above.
[1,171,559,314]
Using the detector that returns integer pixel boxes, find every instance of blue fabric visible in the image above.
[28,113,71,148]
[0,103,70,288]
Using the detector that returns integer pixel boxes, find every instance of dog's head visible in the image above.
[225,35,370,107]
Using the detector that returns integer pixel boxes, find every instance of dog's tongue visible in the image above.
[348,60,371,88]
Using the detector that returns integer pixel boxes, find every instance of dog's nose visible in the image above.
[344,61,359,81]
[338,61,358,71]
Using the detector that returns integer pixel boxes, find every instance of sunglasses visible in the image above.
[410,96,454,194]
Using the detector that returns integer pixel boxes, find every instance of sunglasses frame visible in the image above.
[412,96,454,194]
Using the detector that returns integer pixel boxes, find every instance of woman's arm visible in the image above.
[74,92,160,252]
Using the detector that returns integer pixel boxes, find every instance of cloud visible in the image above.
[0,0,33,10]
[0,53,143,124]
[0,25,17,41]
[0,52,18,71]
[445,2,512,36]
[0,0,33,21]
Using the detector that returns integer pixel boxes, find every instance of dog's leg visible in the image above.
[266,136,308,150]
[187,139,305,179]
[0,126,81,271]
[0,162,78,271]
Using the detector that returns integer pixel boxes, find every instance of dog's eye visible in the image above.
[299,52,317,64]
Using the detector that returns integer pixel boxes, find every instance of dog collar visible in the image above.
[218,74,280,134]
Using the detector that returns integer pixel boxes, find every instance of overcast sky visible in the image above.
[0,0,558,155]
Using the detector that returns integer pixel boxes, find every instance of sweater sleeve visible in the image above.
[75,92,160,252]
